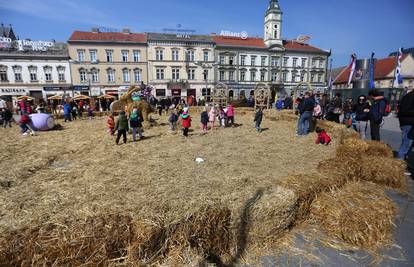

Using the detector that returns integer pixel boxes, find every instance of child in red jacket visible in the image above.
[180,107,191,137]
[315,127,331,145]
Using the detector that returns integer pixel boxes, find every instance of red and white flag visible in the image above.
[348,54,357,86]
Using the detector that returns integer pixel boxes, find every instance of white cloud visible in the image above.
[0,0,121,28]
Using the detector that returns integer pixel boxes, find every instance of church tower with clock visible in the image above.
[264,0,283,48]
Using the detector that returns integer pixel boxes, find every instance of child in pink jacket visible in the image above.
[208,106,217,130]
[226,104,235,127]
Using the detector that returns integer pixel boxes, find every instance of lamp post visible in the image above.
[195,61,219,103]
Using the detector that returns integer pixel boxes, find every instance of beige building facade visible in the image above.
[146,33,215,100]
[67,29,148,96]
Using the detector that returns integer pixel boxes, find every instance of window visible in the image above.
[282,72,287,82]
[229,56,234,65]
[203,70,208,80]
[312,59,316,67]
[300,72,305,82]
[283,57,289,66]
[172,68,180,80]
[260,72,266,81]
[229,71,234,81]
[134,69,142,83]
[91,69,99,83]
[122,50,129,62]
[291,72,297,82]
[203,51,209,62]
[250,70,256,81]
[317,73,323,83]
[29,67,37,81]
[311,73,315,82]
[77,50,85,62]
[271,57,279,67]
[293,58,298,67]
[156,68,165,80]
[188,69,195,80]
[107,69,115,83]
[13,66,22,82]
[186,50,195,61]
[89,50,97,62]
[261,56,267,66]
[79,69,87,82]
[122,69,130,83]
[106,50,113,62]
[57,67,65,81]
[219,55,225,65]
[319,60,324,68]
[251,56,256,66]
[172,50,179,61]
[301,58,307,68]
[133,50,140,62]
[44,67,52,81]
[0,65,7,82]
[156,49,164,61]
[240,55,246,66]
[271,71,277,82]
[240,70,246,81]
[219,71,225,81]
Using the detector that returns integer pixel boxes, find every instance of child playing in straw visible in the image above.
[315,127,331,145]
[180,107,191,137]
[200,107,209,132]
[208,106,217,130]
[168,109,178,131]
[254,107,263,133]
[106,113,115,136]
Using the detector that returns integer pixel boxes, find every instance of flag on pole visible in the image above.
[328,58,333,90]
[369,52,375,90]
[394,48,403,87]
[348,54,356,86]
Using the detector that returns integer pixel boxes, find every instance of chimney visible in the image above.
[122,28,131,34]
[91,27,99,33]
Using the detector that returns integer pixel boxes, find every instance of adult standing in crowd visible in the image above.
[0,98,6,110]
[284,94,293,110]
[368,90,387,141]
[397,87,414,160]
[353,95,371,140]
[297,91,315,136]
[320,94,328,119]
[326,93,342,123]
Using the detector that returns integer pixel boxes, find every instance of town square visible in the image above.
[0,0,413,266]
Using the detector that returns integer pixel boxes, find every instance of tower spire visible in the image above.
[264,0,283,48]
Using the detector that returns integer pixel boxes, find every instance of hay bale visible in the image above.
[248,187,298,243]
[336,138,370,159]
[0,214,134,266]
[278,173,347,221]
[318,156,407,191]
[365,141,394,158]
[311,182,397,250]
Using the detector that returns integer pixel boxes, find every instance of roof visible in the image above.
[333,54,409,84]
[147,33,213,43]
[283,40,329,54]
[390,47,414,58]
[212,36,266,49]
[68,31,147,44]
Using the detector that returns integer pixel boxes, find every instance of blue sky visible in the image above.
[1,0,413,67]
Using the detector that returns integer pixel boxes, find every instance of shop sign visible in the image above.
[0,37,12,49]
[43,86,69,91]
[220,30,248,39]
[0,88,28,95]
[73,85,90,91]
[90,87,101,96]
[17,40,54,52]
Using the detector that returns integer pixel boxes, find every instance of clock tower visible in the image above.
[264,0,283,48]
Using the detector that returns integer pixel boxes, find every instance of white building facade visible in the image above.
[0,41,71,101]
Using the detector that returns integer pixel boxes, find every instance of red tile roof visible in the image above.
[334,54,409,84]
[283,40,328,53]
[68,31,147,43]
[212,36,266,48]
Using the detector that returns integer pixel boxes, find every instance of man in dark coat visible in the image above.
[397,87,414,160]
[368,90,387,141]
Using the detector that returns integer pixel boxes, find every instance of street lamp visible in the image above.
[195,61,219,102]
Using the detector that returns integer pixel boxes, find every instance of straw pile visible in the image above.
[311,182,397,250]
[0,110,338,265]
[277,173,348,222]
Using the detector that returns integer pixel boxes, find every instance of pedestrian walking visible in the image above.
[200,107,209,131]
[397,87,414,160]
[353,95,371,139]
[368,90,387,141]
[180,107,191,137]
[129,108,143,142]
